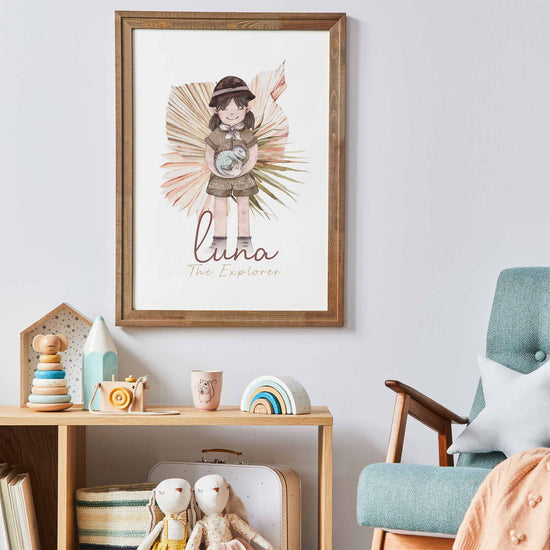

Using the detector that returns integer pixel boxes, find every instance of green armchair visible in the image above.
[357,267,550,549]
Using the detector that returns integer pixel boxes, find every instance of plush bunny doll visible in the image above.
[138,478,193,550]
[185,474,273,550]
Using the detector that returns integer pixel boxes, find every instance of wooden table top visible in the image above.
[0,405,333,426]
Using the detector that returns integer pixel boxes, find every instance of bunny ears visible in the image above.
[225,484,249,524]
[145,490,157,533]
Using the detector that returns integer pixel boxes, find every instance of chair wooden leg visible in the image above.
[386,393,410,463]
[371,528,386,550]
[438,420,454,467]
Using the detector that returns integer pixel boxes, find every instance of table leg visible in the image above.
[58,425,86,550]
[318,425,333,550]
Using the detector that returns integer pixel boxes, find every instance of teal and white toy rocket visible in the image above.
[82,316,118,410]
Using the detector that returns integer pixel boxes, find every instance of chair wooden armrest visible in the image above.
[385,380,468,425]
[384,379,469,467]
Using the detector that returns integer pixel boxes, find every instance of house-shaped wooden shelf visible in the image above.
[20,303,92,407]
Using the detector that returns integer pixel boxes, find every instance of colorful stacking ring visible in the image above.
[250,392,282,414]
[27,402,72,412]
[40,354,62,363]
[32,386,69,396]
[36,363,63,371]
[251,398,274,414]
[32,378,67,387]
[243,378,293,414]
[28,394,71,404]
[247,385,288,414]
[35,370,66,379]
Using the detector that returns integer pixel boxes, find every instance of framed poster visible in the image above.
[115,11,345,327]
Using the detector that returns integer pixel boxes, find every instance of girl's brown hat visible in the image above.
[209,76,255,107]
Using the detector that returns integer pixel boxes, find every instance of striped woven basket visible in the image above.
[76,483,162,550]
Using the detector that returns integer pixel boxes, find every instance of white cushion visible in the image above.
[448,355,550,457]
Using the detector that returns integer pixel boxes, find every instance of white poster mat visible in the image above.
[133,29,329,311]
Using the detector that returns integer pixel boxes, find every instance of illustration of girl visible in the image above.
[205,76,258,253]
[161,62,306,255]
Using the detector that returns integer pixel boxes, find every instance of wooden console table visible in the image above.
[0,405,333,550]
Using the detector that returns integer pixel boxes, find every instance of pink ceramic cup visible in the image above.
[191,370,223,411]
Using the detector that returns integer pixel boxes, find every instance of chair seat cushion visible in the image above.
[357,463,491,535]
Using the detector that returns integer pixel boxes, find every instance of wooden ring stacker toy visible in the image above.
[27,402,73,412]
[32,378,67,387]
[36,363,63,371]
[35,370,65,379]
[33,386,69,396]
[28,394,71,404]
[251,398,275,414]
[28,333,71,412]
[40,354,62,364]
[246,385,288,414]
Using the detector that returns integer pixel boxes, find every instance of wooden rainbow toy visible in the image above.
[240,375,311,415]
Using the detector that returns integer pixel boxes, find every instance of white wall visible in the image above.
[2,0,550,548]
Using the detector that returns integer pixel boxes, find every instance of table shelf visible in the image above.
[0,405,332,426]
[0,405,333,550]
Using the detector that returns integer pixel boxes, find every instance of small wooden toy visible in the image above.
[20,303,92,407]
[87,376,179,416]
[240,375,311,415]
[90,375,149,413]
[27,333,73,412]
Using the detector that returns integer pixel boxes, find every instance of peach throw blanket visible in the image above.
[454,448,550,549]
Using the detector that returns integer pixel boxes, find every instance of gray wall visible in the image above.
[2,1,550,548]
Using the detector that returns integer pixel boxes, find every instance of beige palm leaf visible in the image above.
[161,62,306,218]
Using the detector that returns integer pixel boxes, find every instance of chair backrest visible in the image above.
[457,267,550,468]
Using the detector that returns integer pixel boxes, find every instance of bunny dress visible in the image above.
[185,512,256,550]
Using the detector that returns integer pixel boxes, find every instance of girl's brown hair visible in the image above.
[209,95,255,131]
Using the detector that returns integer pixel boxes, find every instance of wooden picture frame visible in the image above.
[115,11,345,327]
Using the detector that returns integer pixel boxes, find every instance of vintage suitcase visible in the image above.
[148,449,301,550]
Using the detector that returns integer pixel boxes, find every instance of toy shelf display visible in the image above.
[0,405,333,550]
